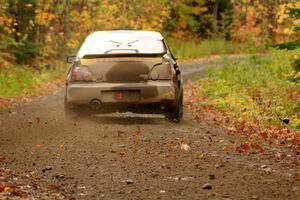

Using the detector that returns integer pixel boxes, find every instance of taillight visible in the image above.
[149,64,171,80]
[71,67,78,80]
[71,66,93,81]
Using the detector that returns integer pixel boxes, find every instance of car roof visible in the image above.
[88,30,164,41]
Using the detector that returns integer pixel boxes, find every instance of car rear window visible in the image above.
[77,33,166,58]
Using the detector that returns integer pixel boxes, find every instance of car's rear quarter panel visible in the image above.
[80,57,171,82]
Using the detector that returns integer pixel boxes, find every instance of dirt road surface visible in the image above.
[1,57,299,199]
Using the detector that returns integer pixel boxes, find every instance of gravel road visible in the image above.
[1,56,299,199]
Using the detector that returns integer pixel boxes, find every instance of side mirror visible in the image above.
[67,56,77,64]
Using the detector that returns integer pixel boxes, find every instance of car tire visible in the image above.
[166,89,183,123]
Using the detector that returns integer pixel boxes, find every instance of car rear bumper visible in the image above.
[65,81,176,105]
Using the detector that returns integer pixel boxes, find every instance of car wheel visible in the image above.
[166,89,183,123]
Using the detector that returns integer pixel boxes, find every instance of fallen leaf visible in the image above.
[251,143,264,153]
[241,143,250,151]
[294,173,300,181]
[223,146,230,153]
[136,127,141,136]
[275,152,285,159]
[36,144,44,148]
[259,132,268,140]
[227,126,237,132]
[180,143,191,151]
[199,153,205,159]
[4,186,10,192]
[236,146,243,153]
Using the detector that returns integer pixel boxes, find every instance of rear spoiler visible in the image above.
[82,53,165,59]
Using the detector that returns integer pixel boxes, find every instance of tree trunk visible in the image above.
[63,0,69,41]
[213,0,219,38]
[268,0,277,41]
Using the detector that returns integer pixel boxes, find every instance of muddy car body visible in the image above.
[64,30,183,121]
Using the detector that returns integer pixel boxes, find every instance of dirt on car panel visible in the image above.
[106,61,149,82]
[140,85,159,99]
[81,57,162,82]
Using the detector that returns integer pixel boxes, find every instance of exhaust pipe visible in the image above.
[90,99,102,110]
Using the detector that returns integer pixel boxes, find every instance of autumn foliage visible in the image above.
[0,0,299,66]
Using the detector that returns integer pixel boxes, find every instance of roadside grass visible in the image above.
[0,62,66,100]
[196,50,300,130]
[167,38,262,60]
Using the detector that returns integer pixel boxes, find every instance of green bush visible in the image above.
[167,38,258,60]
[0,64,65,99]
[10,41,40,64]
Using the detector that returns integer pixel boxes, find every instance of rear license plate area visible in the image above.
[102,90,140,102]
[115,91,125,100]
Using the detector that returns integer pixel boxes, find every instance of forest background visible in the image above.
[0,0,299,66]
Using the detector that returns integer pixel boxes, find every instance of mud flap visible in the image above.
[166,86,183,123]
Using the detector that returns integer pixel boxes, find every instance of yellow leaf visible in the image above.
[4,186,10,192]
[25,3,33,8]
[36,144,44,148]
